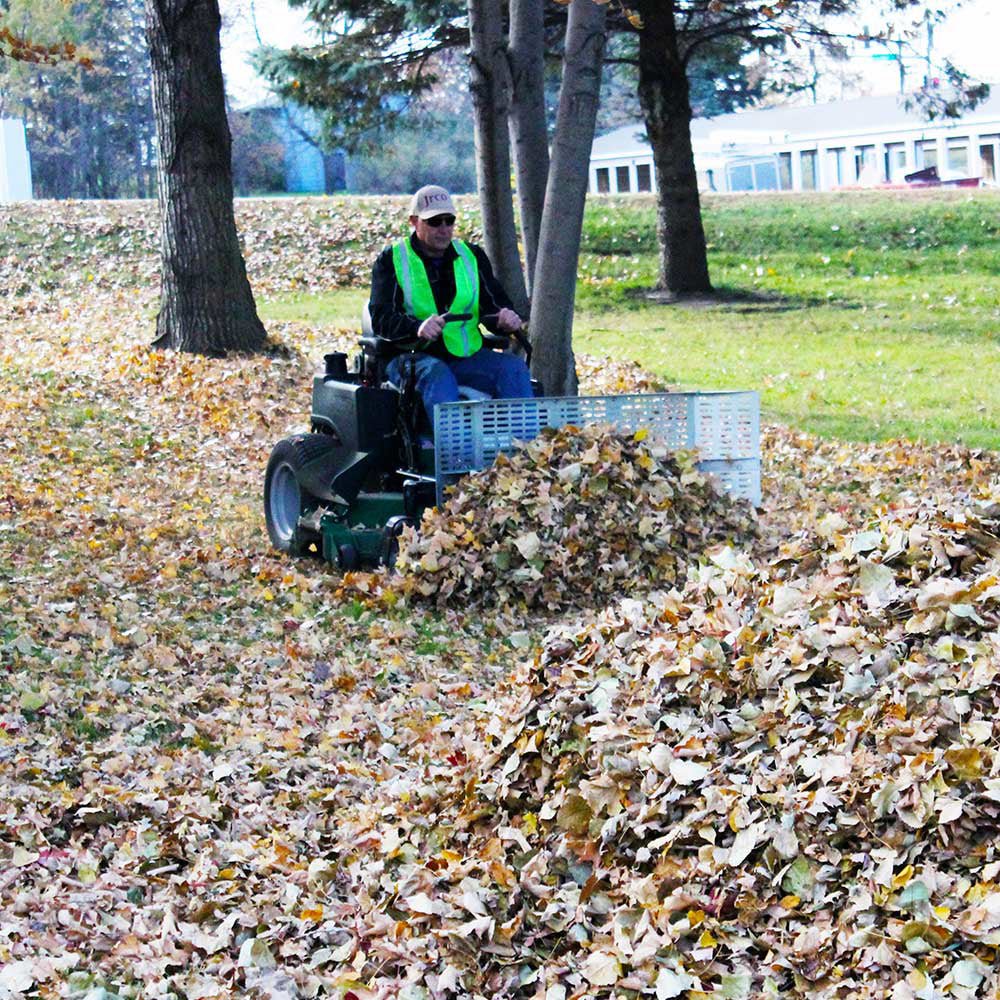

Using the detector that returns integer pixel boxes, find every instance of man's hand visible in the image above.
[495,307,523,333]
[417,314,444,341]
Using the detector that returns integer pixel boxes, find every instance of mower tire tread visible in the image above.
[264,433,335,557]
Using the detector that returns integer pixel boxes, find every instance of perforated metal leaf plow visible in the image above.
[263,334,761,571]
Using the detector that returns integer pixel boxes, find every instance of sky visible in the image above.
[919,1,998,78]
[847,0,998,83]
[218,0,999,108]
[218,0,315,106]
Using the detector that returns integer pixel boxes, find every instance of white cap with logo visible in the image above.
[409,184,457,220]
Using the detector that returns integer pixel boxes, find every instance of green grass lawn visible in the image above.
[260,287,370,328]
[258,189,1000,448]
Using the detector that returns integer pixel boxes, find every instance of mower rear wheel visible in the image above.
[264,434,333,556]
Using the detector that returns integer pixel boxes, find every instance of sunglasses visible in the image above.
[425,214,456,228]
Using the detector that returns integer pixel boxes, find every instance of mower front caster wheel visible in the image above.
[336,543,360,571]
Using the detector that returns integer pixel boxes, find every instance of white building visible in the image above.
[590,92,1000,195]
[0,119,33,202]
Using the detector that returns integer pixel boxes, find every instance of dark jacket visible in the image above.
[368,234,514,360]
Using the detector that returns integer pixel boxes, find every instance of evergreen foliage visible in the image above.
[255,0,468,151]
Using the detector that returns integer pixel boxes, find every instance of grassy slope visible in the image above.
[573,190,1000,447]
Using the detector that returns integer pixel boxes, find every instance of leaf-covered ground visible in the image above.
[2,199,1000,999]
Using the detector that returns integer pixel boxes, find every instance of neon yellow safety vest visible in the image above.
[391,238,482,358]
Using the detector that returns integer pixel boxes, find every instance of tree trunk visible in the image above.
[636,0,712,295]
[508,0,549,294]
[468,0,529,317]
[145,0,266,353]
[529,0,606,397]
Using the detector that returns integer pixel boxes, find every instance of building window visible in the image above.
[826,147,845,185]
[727,163,753,192]
[616,165,631,192]
[800,149,817,191]
[778,152,792,190]
[595,167,610,193]
[979,135,999,183]
[726,158,780,192]
[754,160,779,190]
[855,144,876,182]
[884,142,906,182]
[636,163,652,191]
[947,138,969,174]
[918,140,938,169]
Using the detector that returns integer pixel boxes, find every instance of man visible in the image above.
[368,184,533,427]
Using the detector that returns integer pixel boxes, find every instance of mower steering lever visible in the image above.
[409,312,474,351]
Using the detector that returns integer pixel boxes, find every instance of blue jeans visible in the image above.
[387,348,533,427]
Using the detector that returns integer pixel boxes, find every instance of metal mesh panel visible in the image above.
[698,459,762,506]
[690,393,760,459]
[434,391,760,505]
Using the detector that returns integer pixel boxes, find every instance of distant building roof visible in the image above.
[592,124,650,158]
[592,91,1000,157]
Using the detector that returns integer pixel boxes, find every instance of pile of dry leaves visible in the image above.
[341,486,1000,998]
[394,425,757,611]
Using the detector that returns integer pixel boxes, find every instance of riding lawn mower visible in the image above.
[263,318,761,572]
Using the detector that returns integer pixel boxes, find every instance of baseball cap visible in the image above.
[409,184,457,220]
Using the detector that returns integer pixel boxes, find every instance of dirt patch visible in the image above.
[633,285,839,312]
